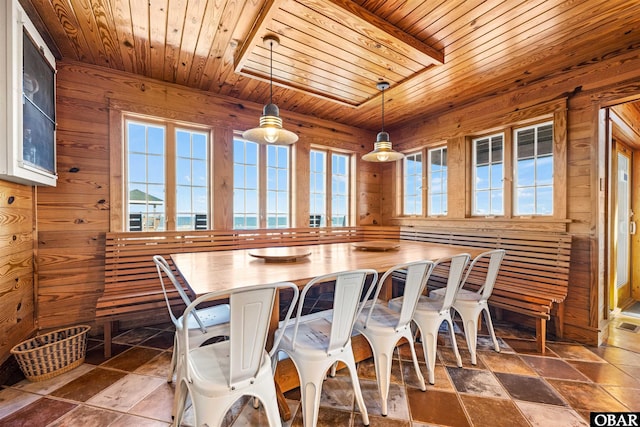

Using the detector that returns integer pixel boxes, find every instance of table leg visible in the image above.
[269,290,292,421]
[275,379,291,421]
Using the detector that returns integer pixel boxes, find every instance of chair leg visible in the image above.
[343,356,370,426]
[482,307,500,353]
[404,331,426,392]
[368,341,393,416]
[447,318,462,368]
[298,366,327,427]
[419,326,438,385]
[461,312,479,365]
[173,379,188,427]
[168,334,177,383]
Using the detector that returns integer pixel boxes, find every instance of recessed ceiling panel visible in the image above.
[234,0,443,107]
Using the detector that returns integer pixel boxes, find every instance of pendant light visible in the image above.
[242,35,298,145]
[362,82,404,162]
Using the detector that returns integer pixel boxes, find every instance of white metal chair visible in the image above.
[388,253,470,384]
[273,269,377,427]
[173,281,299,427]
[430,249,505,364]
[354,260,434,416]
[153,255,230,385]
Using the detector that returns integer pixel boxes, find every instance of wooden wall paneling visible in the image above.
[212,127,233,230]
[447,136,465,219]
[0,181,35,363]
[294,137,310,227]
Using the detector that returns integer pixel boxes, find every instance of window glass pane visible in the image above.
[516,187,535,215]
[128,123,146,152]
[491,139,503,162]
[129,153,146,182]
[246,165,258,189]
[517,158,534,186]
[177,158,191,185]
[148,127,165,155]
[193,159,206,185]
[537,124,553,155]
[176,131,191,157]
[475,191,490,215]
[536,155,553,185]
[193,187,207,212]
[536,186,553,215]
[176,186,191,212]
[490,191,504,215]
[517,129,535,159]
[193,133,207,158]
[476,165,489,190]
[476,140,489,164]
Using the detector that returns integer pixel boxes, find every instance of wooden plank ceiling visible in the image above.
[22,0,640,130]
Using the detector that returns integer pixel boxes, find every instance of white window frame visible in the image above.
[514,121,554,216]
[233,135,291,229]
[124,115,212,231]
[428,146,447,216]
[309,147,353,227]
[403,151,423,216]
[472,133,504,216]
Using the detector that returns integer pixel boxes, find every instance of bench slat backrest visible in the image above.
[399,227,572,308]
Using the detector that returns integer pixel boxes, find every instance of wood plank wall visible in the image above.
[383,48,640,346]
[0,182,35,360]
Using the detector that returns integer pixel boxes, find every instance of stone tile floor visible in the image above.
[1,314,638,426]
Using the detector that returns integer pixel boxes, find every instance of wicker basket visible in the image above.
[10,325,91,382]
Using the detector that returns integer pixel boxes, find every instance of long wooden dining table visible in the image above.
[171,240,482,420]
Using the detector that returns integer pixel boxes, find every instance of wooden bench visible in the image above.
[99,227,370,357]
[396,227,572,353]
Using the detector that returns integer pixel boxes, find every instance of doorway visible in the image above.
[607,105,640,314]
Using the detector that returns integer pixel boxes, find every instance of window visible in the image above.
[309,148,352,227]
[428,147,447,216]
[332,153,350,226]
[403,152,423,215]
[473,133,504,216]
[233,137,290,229]
[267,145,290,228]
[310,150,327,227]
[514,122,553,215]
[233,139,259,229]
[125,117,210,231]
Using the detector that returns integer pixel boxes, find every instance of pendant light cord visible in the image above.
[381,86,385,132]
[269,40,273,105]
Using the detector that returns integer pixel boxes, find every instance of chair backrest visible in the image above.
[153,255,207,331]
[292,269,378,354]
[436,253,471,312]
[460,249,506,301]
[362,260,435,331]
[183,282,299,388]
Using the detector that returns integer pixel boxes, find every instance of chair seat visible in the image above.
[181,305,230,334]
[278,315,333,357]
[189,340,272,392]
[355,300,406,333]
[389,295,444,314]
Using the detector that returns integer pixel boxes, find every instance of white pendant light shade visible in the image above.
[242,35,298,145]
[362,82,404,162]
